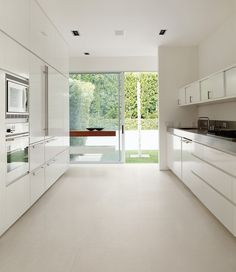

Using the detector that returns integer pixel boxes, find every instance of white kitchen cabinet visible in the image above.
[0,70,6,235]
[30,0,54,67]
[1,32,29,78]
[57,149,69,176]
[45,149,69,191]
[225,66,236,97]
[30,0,68,75]
[193,143,236,178]
[182,138,195,188]
[30,141,45,171]
[45,159,58,190]
[45,137,61,162]
[0,0,30,48]
[200,72,224,101]
[5,174,30,229]
[29,54,46,144]
[168,131,236,236]
[30,166,45,205]
[167,133,182,179]
[191,172,234,234]
[185,82,200,104]
[62,76,70,149]
[48,67,68,153]
[178,88,186,105]
[191,153,233,201]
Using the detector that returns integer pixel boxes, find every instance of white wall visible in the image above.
[158,46,199,170]
[198,11,236,120]
[70,56,157,72]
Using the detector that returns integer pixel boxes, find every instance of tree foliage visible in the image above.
[69,72,159,136]
[71,73,119,129]
[124,72,158,120]
[69,78,95,145]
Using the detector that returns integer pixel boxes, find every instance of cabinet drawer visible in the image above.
[191,172,234,233]
[57,149,69,176]
[30,167,45,205]
[45,137,61,162]
[192,142,236,177]
[45,149,69,190]
[45,159,58,190]
[30,141,45,171]
[5,174,30,229]
[191,156,233,201]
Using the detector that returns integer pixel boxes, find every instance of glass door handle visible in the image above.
[122,125,124,134]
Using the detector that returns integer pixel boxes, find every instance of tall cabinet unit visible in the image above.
[29,55,46,145]
[0,0,69,235]
[0,71,6,234]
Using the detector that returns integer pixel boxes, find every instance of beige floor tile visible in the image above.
[0,164,236,272]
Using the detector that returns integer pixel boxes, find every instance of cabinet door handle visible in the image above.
[189,96,192,103]
[177,99,180,105]
[207,91,212,99]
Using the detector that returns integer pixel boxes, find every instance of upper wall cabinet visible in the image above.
[179,69,229,106]
[200,72,224,101]
[30,1,55,67]
[30,1,68,76]
[225,67,236,97]
[0,0,30,48]
[0,31,29,78]
[185,82,200,104]
[178,88,186,105]
[0,0,68,76]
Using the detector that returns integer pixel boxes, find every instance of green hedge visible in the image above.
[125,118,158,130]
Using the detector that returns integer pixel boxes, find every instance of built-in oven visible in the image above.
[6,74,29,116]
[6,122,29,185]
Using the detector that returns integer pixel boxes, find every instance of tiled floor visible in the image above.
[0,164,236,272]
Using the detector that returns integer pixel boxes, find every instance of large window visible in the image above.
[69,73,122,163]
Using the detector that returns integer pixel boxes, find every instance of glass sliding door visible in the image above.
[69,72,124,163]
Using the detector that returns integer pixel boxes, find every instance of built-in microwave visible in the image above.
[6,74,29,116]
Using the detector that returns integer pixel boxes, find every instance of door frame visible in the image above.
[69,71,125,164]
[119,72,125,163]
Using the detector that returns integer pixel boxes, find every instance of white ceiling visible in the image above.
[38,0,235,57]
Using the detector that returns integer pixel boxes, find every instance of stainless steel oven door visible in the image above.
[6,134,29,185]
[7,81,28,114]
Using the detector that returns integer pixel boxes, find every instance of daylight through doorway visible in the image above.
[124,72,159,163]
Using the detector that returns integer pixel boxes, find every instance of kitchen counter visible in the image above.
[167,127,236,156]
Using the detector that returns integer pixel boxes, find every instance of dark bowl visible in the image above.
[86,128,95,131]
[95,128,104,131]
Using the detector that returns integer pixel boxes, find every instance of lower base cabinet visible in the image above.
[167,132,236,237]
[191,171,234,234]
[5,174,30,229]
[30,167,45,205]
[45,149,69,190]
[167,133,182,179]
[3,149,69,234]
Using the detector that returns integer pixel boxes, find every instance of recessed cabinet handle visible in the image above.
[189,96,192,103]
[207,91,212,99]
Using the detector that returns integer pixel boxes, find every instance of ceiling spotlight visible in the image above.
[72,30,80,36]
[159,29,167,35]
[115,30,124,36]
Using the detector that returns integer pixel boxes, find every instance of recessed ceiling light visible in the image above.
[115,30,124,36]
[84,52,90,56]
[159,29,167,35]
[72,30,80,36]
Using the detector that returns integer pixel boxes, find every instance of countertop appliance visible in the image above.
[6,122,29,185]
[6,73,29,117]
